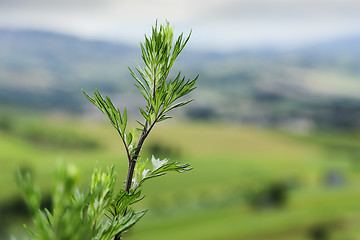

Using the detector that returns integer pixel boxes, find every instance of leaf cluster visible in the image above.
[16,163,145,240]
[132,156,192,190]
[130,22,198,128]
[82,22,197,166]
[82,89,137,160]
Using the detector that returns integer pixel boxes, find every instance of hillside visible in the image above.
[2,116,360,239]
[1,29,360,129]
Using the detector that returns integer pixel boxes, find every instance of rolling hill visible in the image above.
[1,29,360,130]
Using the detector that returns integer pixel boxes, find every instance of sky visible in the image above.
[1,0,360,51]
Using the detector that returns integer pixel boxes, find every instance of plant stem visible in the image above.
[116,61,164,239]
[114,126,149,240]
[124,124,150,191]
[114,233,121,240]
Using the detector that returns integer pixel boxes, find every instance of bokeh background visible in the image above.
[1,0,360,239]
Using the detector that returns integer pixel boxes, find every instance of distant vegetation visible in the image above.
[1,29,360,130]
[2,116,360,239]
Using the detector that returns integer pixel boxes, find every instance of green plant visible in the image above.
[16,21,197,240]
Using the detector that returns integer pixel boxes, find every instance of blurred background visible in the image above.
[1,0,360,239]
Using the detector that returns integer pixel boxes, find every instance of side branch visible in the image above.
[124,123,150,192]
[117,129,131,164]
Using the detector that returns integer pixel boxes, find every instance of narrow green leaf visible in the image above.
[126,132,133,147]
[82,89,96,105]
[44,208,54,225]
[156,115,172,123]
[139,107,150,123]
[24,224,37,238]
[134,83,150,101]
[123,107,128,131]
[136,120,146,129]
[164,99,194,114]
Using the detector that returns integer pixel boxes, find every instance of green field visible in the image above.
[1,113,360,240]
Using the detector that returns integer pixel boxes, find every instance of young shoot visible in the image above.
[17,21,197,240]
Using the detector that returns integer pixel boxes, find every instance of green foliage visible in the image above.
[132,156,192,190]
[129,22,197,128]
[16,163,146,240]
[17,21,197,240]
[83,21,197,161]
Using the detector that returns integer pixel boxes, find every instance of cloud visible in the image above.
[1,0,360,50]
